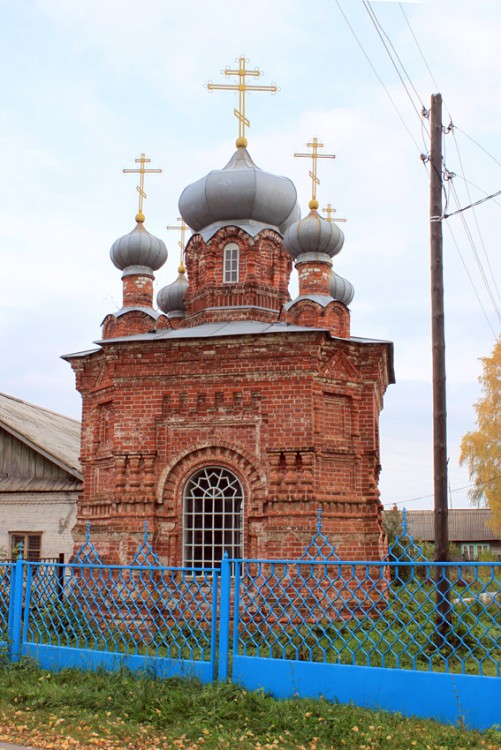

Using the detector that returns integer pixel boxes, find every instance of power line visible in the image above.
[399,3,441,93]
[448,181,501,325]
[454,126,501,170]
[453,174,501,210]
[333,0,423,155]
[444,187,501,219]
[382,476,499,507]
[444,217,499,338]
[450,127,501,308]
[364,1,427,127]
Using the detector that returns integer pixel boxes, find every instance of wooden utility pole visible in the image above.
[429,93,450,638]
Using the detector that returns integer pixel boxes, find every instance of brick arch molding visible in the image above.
[156,441,268,515]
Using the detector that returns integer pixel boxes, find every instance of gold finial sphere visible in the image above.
[136,211,145,223]
[236,136,248,148]
[309,199,319,210]
[178,261,186,274]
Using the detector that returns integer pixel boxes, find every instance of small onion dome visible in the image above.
[110,220,167,272]
[283,210,345,260]
[329,271,355,306]
[157,267,189,315]
[178,147,300,236]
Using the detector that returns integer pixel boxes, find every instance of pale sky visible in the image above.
[1,0,500,511]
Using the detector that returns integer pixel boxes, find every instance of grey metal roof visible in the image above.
[404,509,499,542]
[193,220,281,243]
[0,393,82,480]
[110,222,167,272]
[100,306,164,325]
[91,319,394,347]
[284,209,344,259]
[61,347,101,360]
[95,319,330,345]
[284,295,335,310]
[179,146,300,236]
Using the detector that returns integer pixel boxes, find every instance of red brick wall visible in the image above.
[68,224,392,565]
[69,332,391,564]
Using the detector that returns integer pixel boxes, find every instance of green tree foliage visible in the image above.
[382,504,403,548]
[460,337,501,533]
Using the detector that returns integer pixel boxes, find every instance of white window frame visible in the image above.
[183,466,243,569]
[460,542,491,560]
[223,243,239,284]
[9,532,42,561]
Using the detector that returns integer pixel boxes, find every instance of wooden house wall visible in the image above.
[0,427,68,480]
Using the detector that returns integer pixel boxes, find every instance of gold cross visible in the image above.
[123,153,162,223]
[166,217,189,273]
[322,203,347,224]
[206,55,279,148]
[294,137,335,210]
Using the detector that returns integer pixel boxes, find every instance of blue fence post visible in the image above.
[218,553,232,681]
[210,569,219,682]
[9,556,25,662]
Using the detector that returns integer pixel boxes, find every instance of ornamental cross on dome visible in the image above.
[294,137,335,210]
[166,217,189,273]
[123,152,162,223]
[322,202,347,224]
[206,55,279,148]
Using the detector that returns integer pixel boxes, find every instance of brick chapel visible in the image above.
[64,89,394,566]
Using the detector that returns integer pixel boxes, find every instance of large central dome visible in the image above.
[179,146,300,240]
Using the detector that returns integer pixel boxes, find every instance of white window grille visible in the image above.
[184,466,243,568]
[223,243,239,284]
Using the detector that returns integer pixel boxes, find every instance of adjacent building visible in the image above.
[406,508,501,560]
[0,392,81,561]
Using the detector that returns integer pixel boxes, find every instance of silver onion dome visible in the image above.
[283,210,345,260]
[178,147,300,237]
[329,271,355,306]
[110,221,168,272]
[157,270,189,315]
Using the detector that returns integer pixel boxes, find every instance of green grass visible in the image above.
[0,659,500,749]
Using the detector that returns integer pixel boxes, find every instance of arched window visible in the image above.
[184,467,243,568]
[223,243,239,283]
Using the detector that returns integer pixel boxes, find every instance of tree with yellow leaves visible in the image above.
[460,337,501,533]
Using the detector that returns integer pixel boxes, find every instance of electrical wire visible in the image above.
[382,476,499,507]
[444,188,501,219]
[333,0,423,155]
[399,2,441,93]
[450,128,501,307]
[448,181,501,325]
[364,1,427,128]
[444,219,498,338]
[455,126,501,170]
[453,174,501,210]
[335,1,500,331]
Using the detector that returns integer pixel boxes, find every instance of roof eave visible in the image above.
[0,420,83,481]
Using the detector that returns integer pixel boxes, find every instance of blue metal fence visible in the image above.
[0,562,13,652]
[21,559,219,682]
[226,556,501,730]
[1,518,500,731]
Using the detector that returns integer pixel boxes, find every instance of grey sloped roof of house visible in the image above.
[0,392,82,480]
[406,509,498,542]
